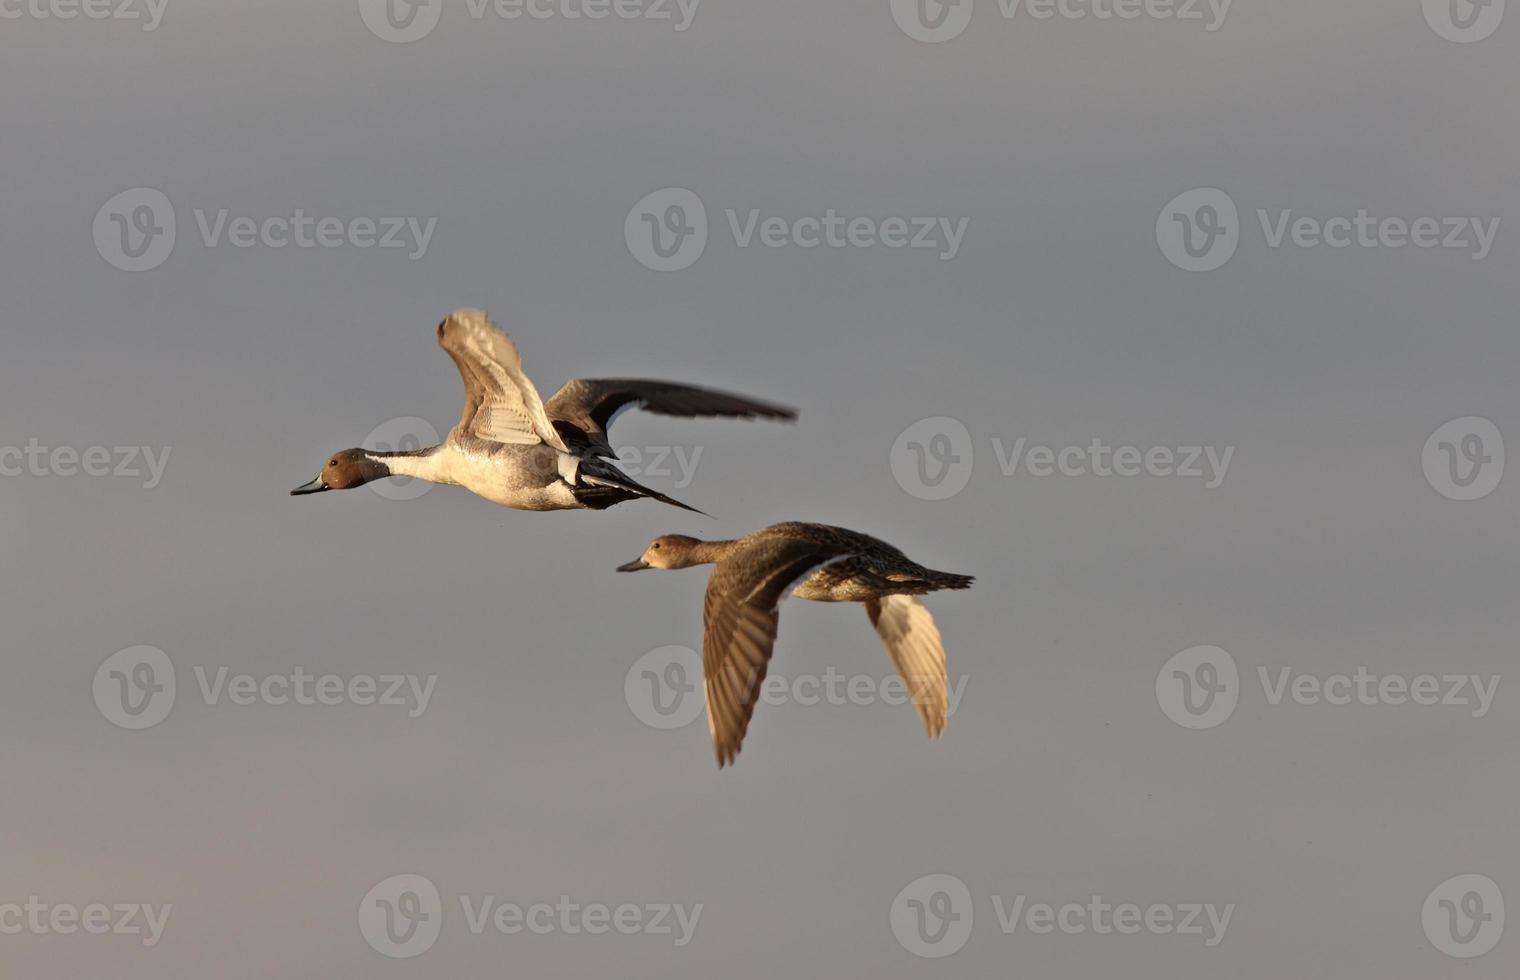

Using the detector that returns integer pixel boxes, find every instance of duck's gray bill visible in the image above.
[290,477,330,496]
[616,559,651,572]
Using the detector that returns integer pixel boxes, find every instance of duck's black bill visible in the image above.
[290,477,330,496]
[616,559,651,572]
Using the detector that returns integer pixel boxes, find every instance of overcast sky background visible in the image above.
[2,0,1518,976]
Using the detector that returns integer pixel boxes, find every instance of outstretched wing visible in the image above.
[701,538,836,768]
[546,378,795,451]
[437,310,569,451]
[865,595,949,738]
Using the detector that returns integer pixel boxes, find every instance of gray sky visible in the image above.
[2,0,1518,976]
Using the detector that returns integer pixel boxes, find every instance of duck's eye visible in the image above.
[329,459,338,467]
[653,543,662,551]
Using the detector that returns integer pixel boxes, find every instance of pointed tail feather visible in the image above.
[887,570,975,594]
[929,571,975,591]
[577,459,711,517]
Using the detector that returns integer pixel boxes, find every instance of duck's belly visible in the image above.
[446,444,578,511]
[791,559,878,603]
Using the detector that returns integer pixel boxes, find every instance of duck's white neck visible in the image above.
[369,448,452,485]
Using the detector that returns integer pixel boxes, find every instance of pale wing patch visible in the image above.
[866,595,949,738]
[439,311,569,451]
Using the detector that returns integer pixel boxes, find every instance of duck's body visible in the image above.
[383,439,580,512]
[291,310,795,513]
[619,522,974,767]
[756,522,963,602]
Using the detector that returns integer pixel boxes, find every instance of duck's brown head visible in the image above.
[617,534,706,572]
[290,449,391,496]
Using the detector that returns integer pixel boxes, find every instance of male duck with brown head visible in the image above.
[291,310,795,513]
[618,522,974,767]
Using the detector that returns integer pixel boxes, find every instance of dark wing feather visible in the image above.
[701,538,836,768]
[546,378,795,451]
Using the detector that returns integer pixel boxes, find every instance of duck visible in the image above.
[290,310,795,513]
[617,522,974,767]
